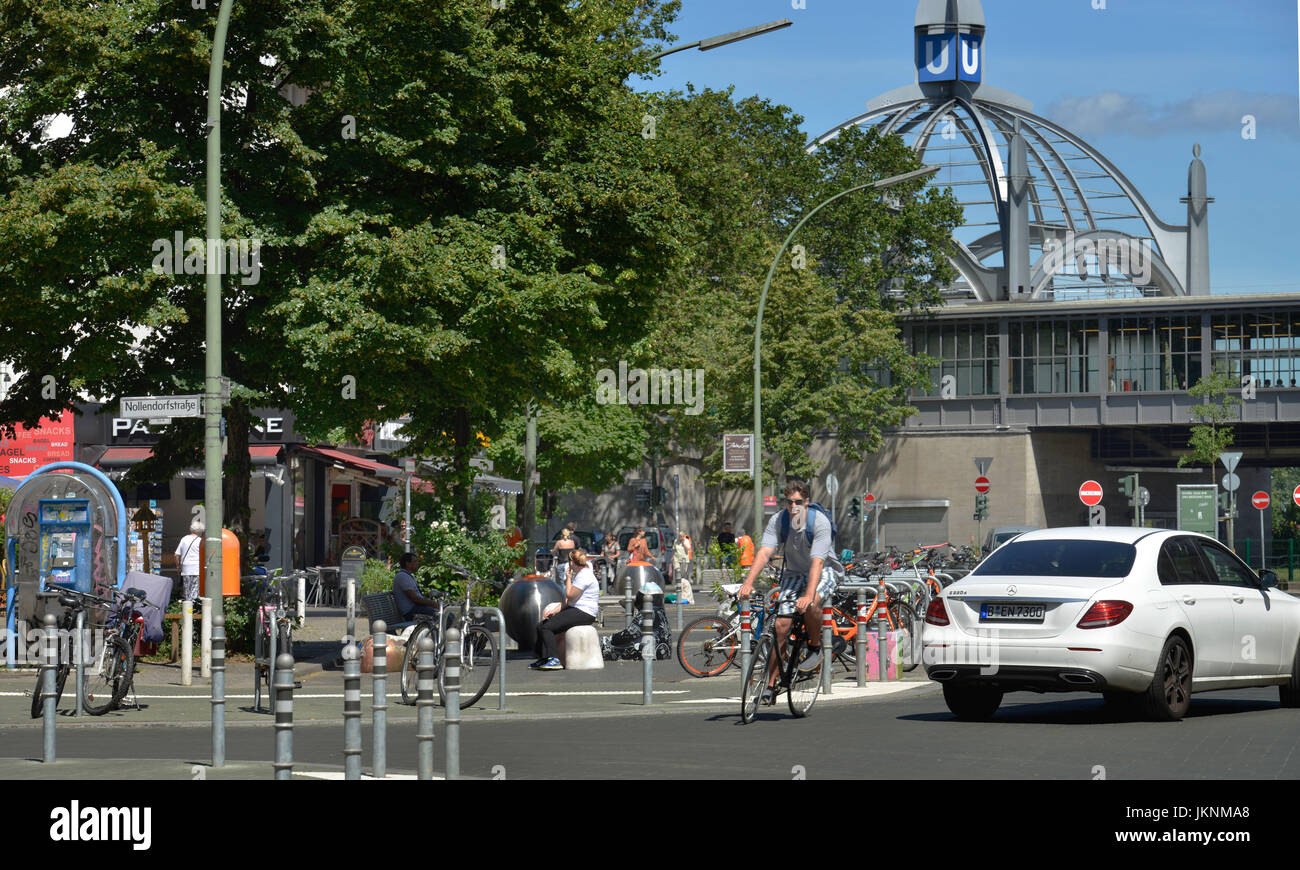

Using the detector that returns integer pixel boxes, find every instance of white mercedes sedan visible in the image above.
[922,526,1300,721]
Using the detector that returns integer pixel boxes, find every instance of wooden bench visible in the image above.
[164,612,203,663]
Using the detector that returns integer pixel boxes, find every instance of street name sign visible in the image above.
[120,395,203,419]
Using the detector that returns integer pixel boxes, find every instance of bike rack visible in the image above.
[442,605,507,711]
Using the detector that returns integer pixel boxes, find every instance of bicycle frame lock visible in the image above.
[4,462,129,668]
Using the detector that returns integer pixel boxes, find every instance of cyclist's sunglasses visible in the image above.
[785,497,807,505]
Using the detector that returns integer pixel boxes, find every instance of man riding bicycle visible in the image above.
[737,480,844,704]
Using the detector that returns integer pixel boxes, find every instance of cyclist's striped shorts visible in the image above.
[774,566,840,618]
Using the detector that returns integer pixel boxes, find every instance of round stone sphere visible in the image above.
[499,574,566,651]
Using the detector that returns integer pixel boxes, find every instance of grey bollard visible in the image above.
[181,599,194,687]
[273,653,295,780]
[623,582,634,631]
[200,596,212,678]
[740,597,752,696]
[641,593,653,706]
[415,636,436,780]
[74,609,85,718]
[443,626,460,780]
[372,620,388,779]
[343,641,361,780]
[346,574,356,648]
[675,585,683,633]
[212,610,226,766]
[877,620,888,682]
[42,613,57,763]
[856,589,867,687]
[821,604,833,695]
[296,573,306,625]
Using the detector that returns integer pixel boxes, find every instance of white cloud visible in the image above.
[1045,89,1298,139]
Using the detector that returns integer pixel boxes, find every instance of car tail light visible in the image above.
[925,596,949,626]
[1076,600,1133,629]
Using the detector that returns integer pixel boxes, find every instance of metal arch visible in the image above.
[980,109,1074,233]
[908,98,960,155]
[980,103,1097,234]
[950,98,1009,208]
[809,105,909,150]
[1028,228,1183,298]
[879,100,931,137]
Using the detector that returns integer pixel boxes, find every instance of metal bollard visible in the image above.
[273,653,294,780]
[343,640,361,780]
[182,599,194,687]
[641,593,653,706]
[856,589,867,687]
[740,598,751,695]
[372,620,387,779]
[73,609,85,718]
[42,614,56,763]
[623,582,634,631]
[877,619,888,683]
[415,635,436,780]
[200,596,212,678]
[296,573,306,625]
[821,605,833,695]
[212,610,226,766]
[443,626,460,780]
[676,588,683,633]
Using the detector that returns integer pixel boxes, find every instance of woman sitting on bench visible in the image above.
[531,548,599,671]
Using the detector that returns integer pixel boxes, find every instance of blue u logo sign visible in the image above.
[917,33,982,83]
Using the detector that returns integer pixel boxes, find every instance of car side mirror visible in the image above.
[1259,569,1279,589]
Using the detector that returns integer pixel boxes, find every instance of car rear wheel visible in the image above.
[1144,635,1192,721]
[942,683,1002,721]
[1280,642,1300,708]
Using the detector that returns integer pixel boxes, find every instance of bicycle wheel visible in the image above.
[31,662,71,719]
[889,601,921,672]
[677,616,739,678]
[740,633,774,724]
[786,633,822,718]
[84,636,132,715]
[400,624,434,705]
[438,625,497,709]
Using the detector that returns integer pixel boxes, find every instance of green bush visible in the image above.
[360,558,395,595]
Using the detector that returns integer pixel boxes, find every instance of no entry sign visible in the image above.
[974,476,990,493]
[1079,480,1103,507]
[1252,491,1270,510]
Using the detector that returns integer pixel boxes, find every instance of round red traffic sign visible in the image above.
[1079,480,1103,506]
[974,476,990,493]
[1252,491,1270,510]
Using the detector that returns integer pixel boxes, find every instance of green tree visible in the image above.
[1176,369,1240,483]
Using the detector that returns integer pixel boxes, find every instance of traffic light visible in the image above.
[849,497,860,519]
[974,493,989,520]
[1218,491,1236,518]
[1118,474,1137,498]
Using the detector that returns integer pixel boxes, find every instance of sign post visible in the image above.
[825,472,839,526]
[974,476,990,549]
[1252,491,1270,571]
[1079,480,1103,526]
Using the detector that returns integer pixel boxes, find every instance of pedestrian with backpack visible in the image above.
[737,480,844,704]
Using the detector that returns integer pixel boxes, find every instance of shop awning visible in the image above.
[475,474,523,495]
[297,446,402,479]
[97,444,285,468]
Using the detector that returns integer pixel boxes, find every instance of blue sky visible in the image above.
[633,0,1300,294]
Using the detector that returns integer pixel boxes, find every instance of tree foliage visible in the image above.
[1177,369,1240,483]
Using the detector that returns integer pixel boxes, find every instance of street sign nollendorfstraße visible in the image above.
[120,395,203,420]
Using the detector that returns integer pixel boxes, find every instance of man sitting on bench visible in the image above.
[394,553,440,618]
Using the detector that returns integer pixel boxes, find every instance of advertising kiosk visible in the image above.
[3,462,127,666]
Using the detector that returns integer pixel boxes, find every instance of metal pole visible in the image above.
[1260,507,1267,571]
[641,593,653,706]
[343,641,361,780]
[740,598,751,696]
[415,635,435,780]
[372,619,387,779]
[856,589,867,687]
[73,609,84,717]
[821,605,833,695]
[211,610,226,765]
[623,580,634,631]
[182,599,194,687]
[203,0,235,772]
[523,403,537,561]
[296,573,306,625]
[404,472,412,549]
[346,574,356,648]
[41,613,56,762]
[443,626,460,780]
[200,596,212,678]
[273,652,294,781]
[876,618,888,682]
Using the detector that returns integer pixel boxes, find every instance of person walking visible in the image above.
[552,526,576,582]
[601,531,620,593]
[673,532,693,605]
[174,520,204,602]
[736,527,755,570]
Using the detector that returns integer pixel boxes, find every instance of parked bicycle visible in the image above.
[253,572,299,712]
[399,566,498,709]
[84,586,150,715]
[29,588,93,718]
[677,584,777,678]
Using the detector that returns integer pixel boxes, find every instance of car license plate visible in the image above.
[979,603,1045,622]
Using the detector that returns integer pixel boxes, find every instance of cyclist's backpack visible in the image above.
[777,502,838,550]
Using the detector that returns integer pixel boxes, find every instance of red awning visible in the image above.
[97,445,284,467]
[298,446,402,478]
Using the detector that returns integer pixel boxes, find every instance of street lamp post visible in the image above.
[651,19,792,61]
[751,166,941,535]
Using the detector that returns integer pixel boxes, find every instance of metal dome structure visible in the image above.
[812,0,1212,303]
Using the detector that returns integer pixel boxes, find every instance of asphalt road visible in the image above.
[5,684,1299,780]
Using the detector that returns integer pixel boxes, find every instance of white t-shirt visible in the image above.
[568,566,600,618]
[175,534,202,575]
